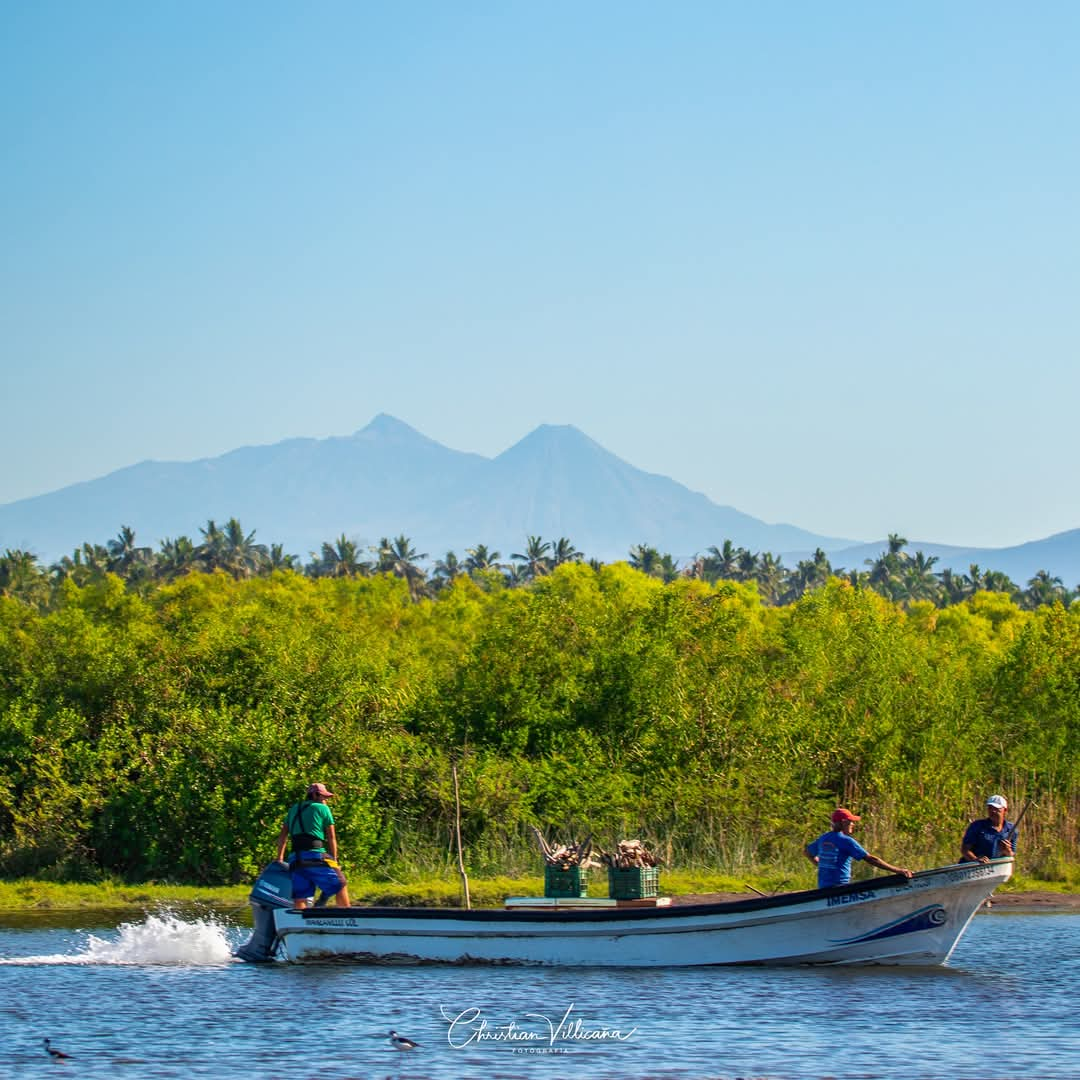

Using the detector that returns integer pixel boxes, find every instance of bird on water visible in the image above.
[388,1029,419,1050]
[43,1038,72,1060]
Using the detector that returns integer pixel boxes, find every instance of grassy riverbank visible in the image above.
[1,868,1076,914]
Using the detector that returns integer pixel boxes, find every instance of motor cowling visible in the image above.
[234,861,293,963]
[249,859,293,909]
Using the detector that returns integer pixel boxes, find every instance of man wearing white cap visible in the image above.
[960,794,1016,864]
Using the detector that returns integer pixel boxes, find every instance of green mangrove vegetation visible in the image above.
[1,539,1078,893]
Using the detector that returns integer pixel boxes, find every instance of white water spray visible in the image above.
[0,911,239,966]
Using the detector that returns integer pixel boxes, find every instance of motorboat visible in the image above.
[235,857,1011,967]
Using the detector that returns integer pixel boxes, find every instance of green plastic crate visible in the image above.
[544,865,589,898]
[608,866,659,900]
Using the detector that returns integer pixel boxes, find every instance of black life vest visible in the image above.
[287,801,325,853]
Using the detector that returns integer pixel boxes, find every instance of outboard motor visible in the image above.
[235,860,293,963]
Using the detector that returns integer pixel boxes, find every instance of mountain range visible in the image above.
[3,414,1079,585]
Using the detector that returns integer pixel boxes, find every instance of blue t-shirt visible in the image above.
[807,830,869,888]
[961,817,1015,860]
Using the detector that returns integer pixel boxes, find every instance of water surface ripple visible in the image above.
[0,910,1076,1079]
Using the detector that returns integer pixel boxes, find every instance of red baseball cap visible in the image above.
[831,807,861,824]
[306,782,336,798]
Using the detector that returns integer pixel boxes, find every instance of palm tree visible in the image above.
[786,548,833,602]
[846,568,871,589]
[51,552,85,587]
[52,543,110,587]
[106,525,149,580]
[502,563,529,587]
[867,534,910,601]
[86,543,111,574]
[157,536,197,581]
[511,536,552,581]
[432,551,465,588]
[550,537,582,567]
[786,559,817,603]
[314,535,366,578]
[867,545,897,587]
[812,547,832,582]
[464,545,501,574]
[1021,569,1066,609]
[937,567,968,606]
[219,518,267,580]
[376,535,429,600]
[268,544,299,571]
[0,549,47,606]
[372,537,394,575]
[628,544,662,576]
[982,569,1017,594]
[736,548,759,583]
[704,540,741,582]
[197,519,228,573]
[754,552,786,605]
[905,551,940,603]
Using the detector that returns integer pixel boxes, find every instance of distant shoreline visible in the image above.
[978,890,1080,912]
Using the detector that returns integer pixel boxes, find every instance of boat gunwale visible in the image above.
[287,858,1012,925]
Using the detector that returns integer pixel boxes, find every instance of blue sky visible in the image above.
[3,2,1077,549]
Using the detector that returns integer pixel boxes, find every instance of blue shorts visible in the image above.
[287,853,346,901]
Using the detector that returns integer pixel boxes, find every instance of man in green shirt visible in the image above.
[275,782,351,908]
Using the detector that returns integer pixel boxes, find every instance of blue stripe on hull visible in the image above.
[828,904,947,945]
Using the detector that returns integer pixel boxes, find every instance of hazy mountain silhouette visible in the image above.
[432,424,850,562]
[0,415,847,564]
[2,414,1078,584]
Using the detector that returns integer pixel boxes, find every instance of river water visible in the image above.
[0,907,1076,1080]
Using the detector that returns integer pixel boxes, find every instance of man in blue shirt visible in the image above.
[805,808,914,888]
[960,794,1016,863]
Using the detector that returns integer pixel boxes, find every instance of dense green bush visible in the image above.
[0,566,1076,884]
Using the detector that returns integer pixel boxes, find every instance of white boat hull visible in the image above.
[265,859,1011,967]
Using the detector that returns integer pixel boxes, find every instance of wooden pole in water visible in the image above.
[452,763,471,909]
